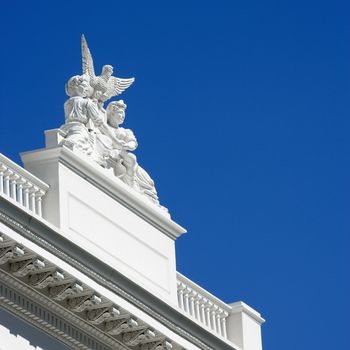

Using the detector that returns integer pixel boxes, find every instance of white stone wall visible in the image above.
[0,325,43,350]
[21,146,186,305]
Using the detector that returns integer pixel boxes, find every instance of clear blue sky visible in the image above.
[0,1,349,349]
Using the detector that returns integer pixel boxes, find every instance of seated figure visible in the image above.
[105,100,160,205]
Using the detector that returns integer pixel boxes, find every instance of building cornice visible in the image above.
[0,196,238,350]
[0,270,128,350]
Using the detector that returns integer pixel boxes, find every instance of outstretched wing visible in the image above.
[81,34,95,79]
[102,76,135,101]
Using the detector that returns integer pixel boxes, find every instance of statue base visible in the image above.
[20,131,186,305]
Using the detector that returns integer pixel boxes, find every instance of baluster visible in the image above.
[0,163,6,194]
[3,169,13,196]
[200,300,206,324]
[183,288,190,313]
[211,305,218,332]
[189,291,196,317]
[221,311,228,338]
[216,308,223,335]
[30,186,38,213]
[23,182,31,209]
[205,300,212,328]
[10,173,20,201]
[177,283,184,310]
[194,295,201,321]
[17,177,26,206]
[35,189,45,216]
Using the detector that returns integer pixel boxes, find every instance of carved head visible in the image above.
[102,65,113,78]
[107,100,127,127]
[65,75,92,98]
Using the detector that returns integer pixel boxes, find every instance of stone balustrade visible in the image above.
[177,272,230,339]
[0,153,49,217]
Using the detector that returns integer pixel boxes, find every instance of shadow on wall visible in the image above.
[0,307,70,350]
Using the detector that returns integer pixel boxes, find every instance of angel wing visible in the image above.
[81,34,95,79]
[101,76,135,102]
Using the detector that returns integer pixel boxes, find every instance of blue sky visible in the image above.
[0,1,349,349]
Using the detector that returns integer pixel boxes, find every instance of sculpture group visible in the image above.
[60,35,161,206]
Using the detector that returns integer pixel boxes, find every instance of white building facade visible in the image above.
[0,36,264,350]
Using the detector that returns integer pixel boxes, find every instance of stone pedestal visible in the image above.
[21,138,186,305]
[227,301,265,350]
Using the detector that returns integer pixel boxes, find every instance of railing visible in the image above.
[177,272,230,339]
[0,153,49,217]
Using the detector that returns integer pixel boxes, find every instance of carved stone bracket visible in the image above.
[11,257,45,277]
[86,306,120,324]
[49,281,83,300]
[0,245,15,264]
[122,328,156,346]
[0,245,24,264]
[29,270,64,289]
[105,317,135,335]
[67,293,101,312]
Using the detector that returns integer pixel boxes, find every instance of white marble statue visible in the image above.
[105,101,159,204]
[59,35,162,207]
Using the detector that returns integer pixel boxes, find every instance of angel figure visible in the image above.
[105,100,160,205]
[81,34,134,104]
